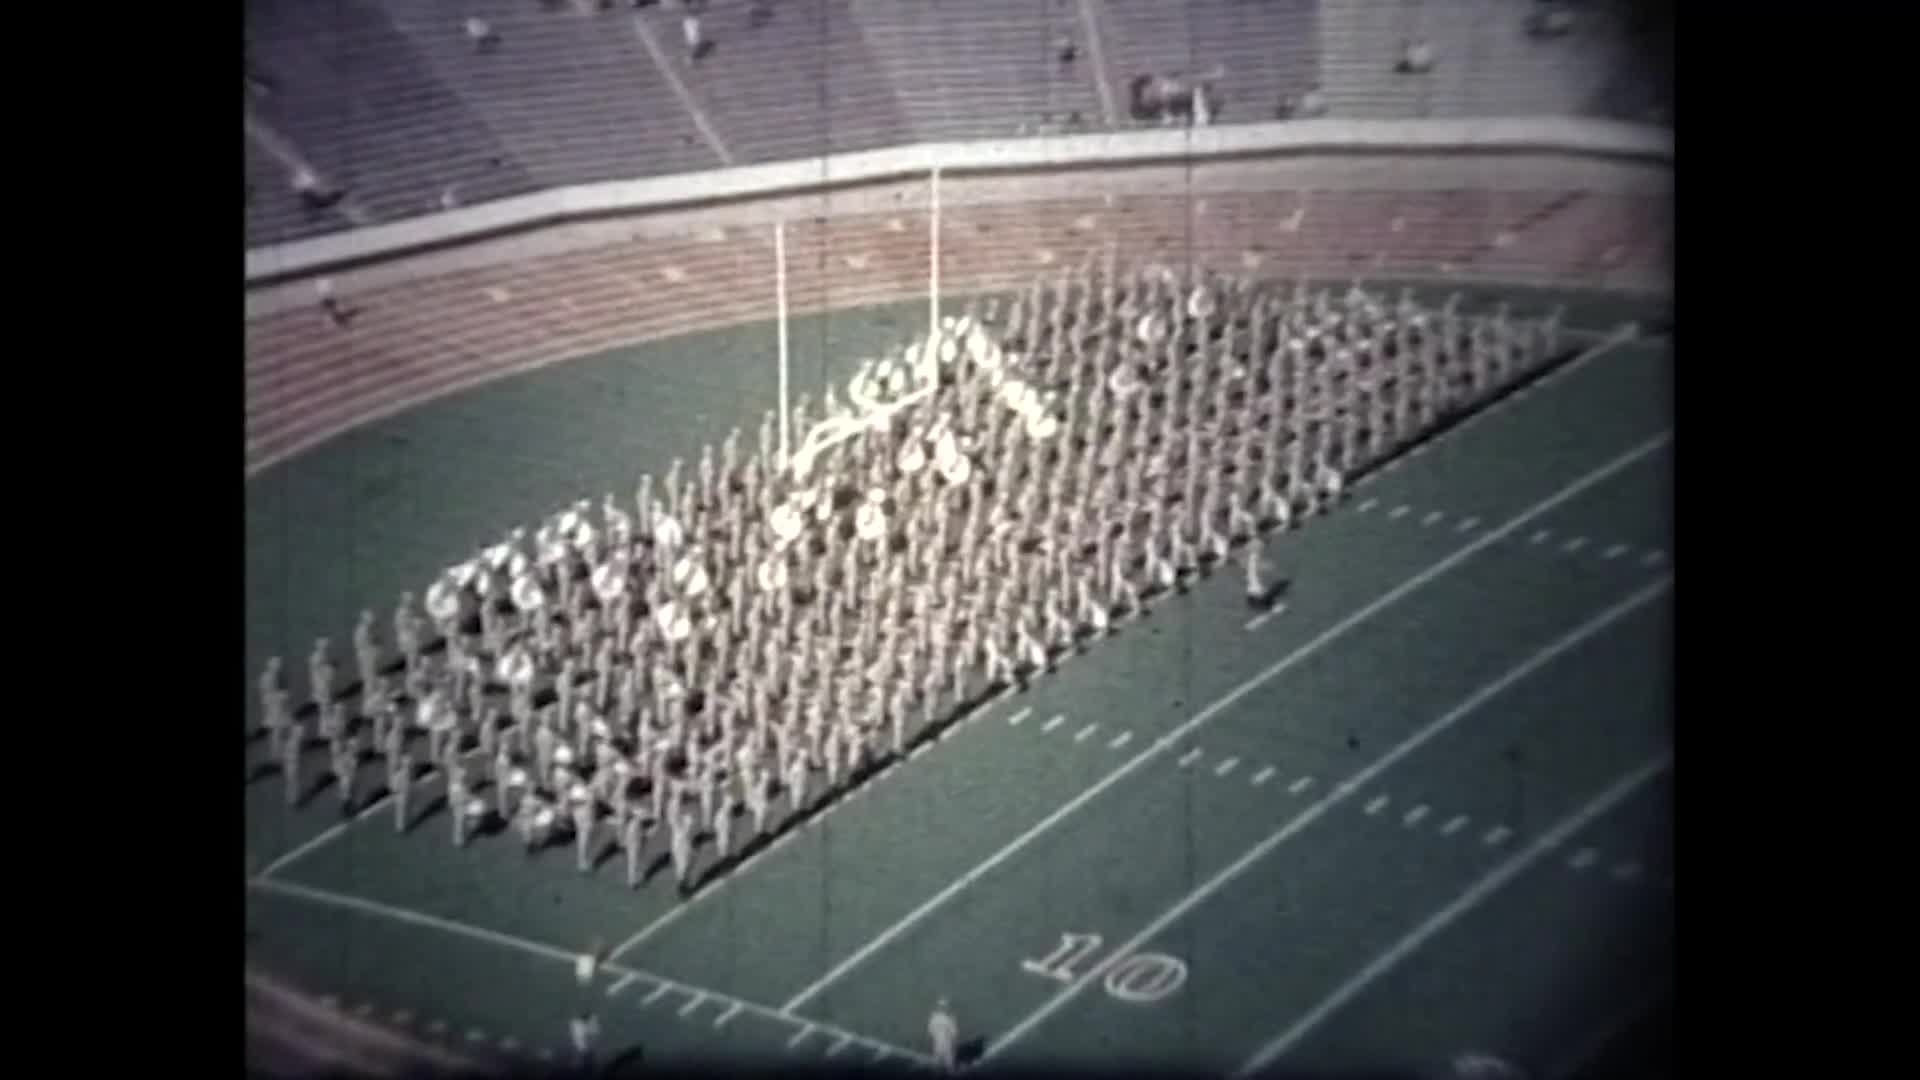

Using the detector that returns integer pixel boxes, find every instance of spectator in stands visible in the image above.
[749,0,774,28]
[1525,5,1577,39]
[1278,83,1328,120]
[291,166,344,212]
[465,16,499,53]
[683,11,709,61]
[1395,37,1434,75]
[1130,74,1187,125]
[439,184,462,212]
[316,278,356,329]
[1055,34,1077,65]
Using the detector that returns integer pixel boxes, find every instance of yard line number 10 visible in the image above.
[1019,932,1188,1004]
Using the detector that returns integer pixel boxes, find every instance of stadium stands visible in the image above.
[1102,0,1319,124]
[245,0,538,233]
[664,0,914,163]
[244,0,1669,247]
[1316,0,1640,120]
[851,0,1103,141]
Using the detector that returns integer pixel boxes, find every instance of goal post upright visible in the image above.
[775,218,791,471]
[929,166,942,337]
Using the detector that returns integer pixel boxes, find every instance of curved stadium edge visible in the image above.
[244,118,1673,478]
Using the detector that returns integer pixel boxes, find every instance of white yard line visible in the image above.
[781,431,1670,1017]
[1245,605,1287,632]
[1234,754,1672,1075]
[979,576,1674,1061]
[603,690,1018,968]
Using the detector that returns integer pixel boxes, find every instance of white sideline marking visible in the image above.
[1008,707,1033,726]
[1610,861,1643,882]
[1421,510,1444,527]
[1233,755,1672,1075]
[778,432,1672,1016]
[1108,731,1133,750]
[1563,536,1589,554]
[466,1028,486,1043]
[1245,607,1286,632]
[1215,757,1240,777]
[1357,498,1378,513]
[787,1025,815,1049]
[1641,549,1667,567]
[1568,848,1600,871]
[1288,776,1315,795]
[1484,825,1514,847]
[1603,544,1628,560]
[1178,749,1203,768]
[1075,723,1099,743]
[1530,529,1552,545]
[1251,766,1276,786]
[1456,516,1480,532]
[827,1033,853,1057]
[714,1003,743,1028]
[1364,795,1390,815]
[1403,805,1429,827]
[984,585,1674,1063]
[499,1036,520,1052]
[1390,505,1412,519]
[1041,714,1066,734]
[255,766,444,881]
[1441,815,1470,836]
[678,992,706,1017]
[643,983,672,1006]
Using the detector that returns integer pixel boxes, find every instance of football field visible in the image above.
[245,282,1673,1077]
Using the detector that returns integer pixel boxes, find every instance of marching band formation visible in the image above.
[251,258,1568,897]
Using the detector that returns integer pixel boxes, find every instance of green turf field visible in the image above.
[245,281,1672,1077]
